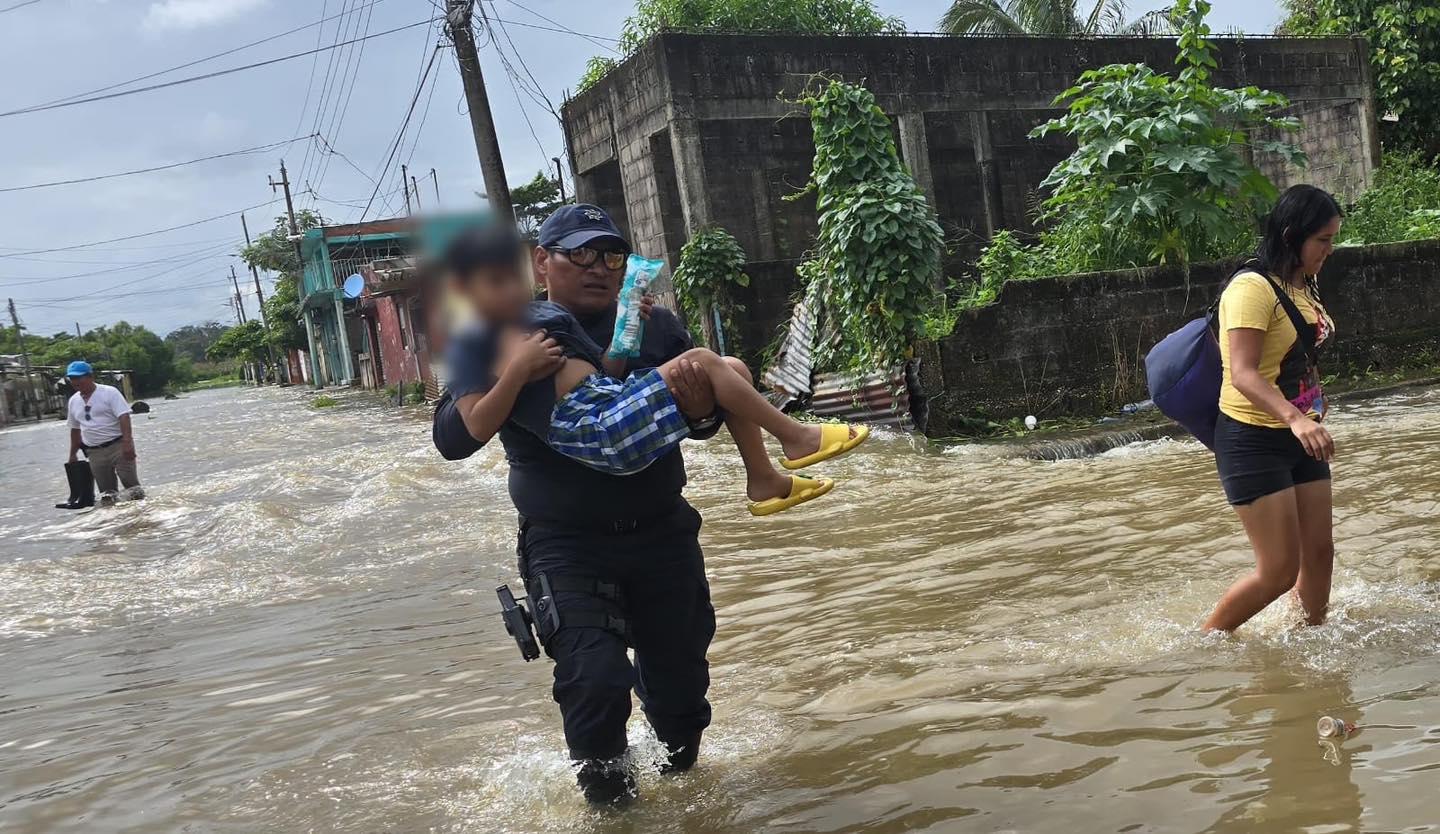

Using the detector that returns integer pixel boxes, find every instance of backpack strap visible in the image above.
[1256,272,1320,367]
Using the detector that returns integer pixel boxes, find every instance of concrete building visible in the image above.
[562,33,1379,353]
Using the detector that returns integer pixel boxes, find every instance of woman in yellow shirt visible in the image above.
[1205,185,1340,633]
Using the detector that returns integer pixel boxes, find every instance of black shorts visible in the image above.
[1214,411,1331,506]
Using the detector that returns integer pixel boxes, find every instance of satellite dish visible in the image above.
[342,274,365,298]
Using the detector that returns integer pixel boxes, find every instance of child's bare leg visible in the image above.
[713,357,794,502]
[659,349,840,462]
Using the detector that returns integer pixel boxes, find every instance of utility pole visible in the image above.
[430,168,440,205]
[6,298,35,419]
[74,322,82,338]
[411,174,423,212]
[268,160,303,262]
[400,163,413,215]
[240,215,268,323]
[553,157,567,203]
[445,0,513,219]
[229,266,248,323]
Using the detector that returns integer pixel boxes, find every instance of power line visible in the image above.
[0,135,316,193]
[0,242,237,285]
[32,0,394,111]
[500,2,620,51]
[344,45,442,233]
[298,0,364,194]
[312,0,383,200]
[0,0,46,14]
[0,18,438,119]
[0,199,278,258]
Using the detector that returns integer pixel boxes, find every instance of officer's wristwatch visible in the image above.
[687,412,721,433]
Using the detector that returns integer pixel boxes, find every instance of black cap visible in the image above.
[537,204,629,251]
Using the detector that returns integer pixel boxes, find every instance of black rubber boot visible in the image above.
[574,757,637,805]
[55,462,95,510]
[658,733,702,774]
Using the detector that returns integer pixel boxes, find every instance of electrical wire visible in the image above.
[312,0,386,207]
[0,135,315,193]
[341,45,442,236]
[0,0,46,14]
[0,241,237,285]
[293,0,337,189]
[500,2,620,51]
[0,200,279,258]
[298,0,363,193]
[0,18,437,119]
[31,0,394,111]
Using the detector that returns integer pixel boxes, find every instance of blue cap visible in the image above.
[66,360,93,378]
[537,204,629,251]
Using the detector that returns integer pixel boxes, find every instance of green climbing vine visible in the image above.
[795,78,945,371]
[672,227,750,347]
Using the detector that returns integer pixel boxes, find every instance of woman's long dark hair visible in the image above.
[1253,184,1343,283]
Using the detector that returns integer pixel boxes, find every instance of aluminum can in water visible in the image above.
[1317,716,1356,738]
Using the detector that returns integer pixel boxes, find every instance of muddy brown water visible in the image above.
[2,386,1439,833]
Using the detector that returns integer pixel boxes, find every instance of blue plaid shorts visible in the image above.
[548,369,692,475]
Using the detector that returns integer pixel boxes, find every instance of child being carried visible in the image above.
[443,224,868,516]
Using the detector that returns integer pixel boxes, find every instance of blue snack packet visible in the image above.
[607,254,664,359]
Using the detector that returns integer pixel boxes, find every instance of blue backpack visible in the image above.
[1145,264,1309,450]
[1146,308,1224,449]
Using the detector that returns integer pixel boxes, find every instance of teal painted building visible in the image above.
[298,218,411,388]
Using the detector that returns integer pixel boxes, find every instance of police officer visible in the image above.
[432,205,723,803]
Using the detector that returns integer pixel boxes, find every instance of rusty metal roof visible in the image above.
[761,284,819,404]
[810,367,915,432]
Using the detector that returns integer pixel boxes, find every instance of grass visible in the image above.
[311,395,340,408]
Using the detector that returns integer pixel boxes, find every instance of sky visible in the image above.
[0,0,1284,338]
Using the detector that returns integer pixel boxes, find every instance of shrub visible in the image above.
[1030,0,1300,265]
[311,395,339,408]
[795,79,945,369]
[673,228,750,348]
[1340,152,1440,244]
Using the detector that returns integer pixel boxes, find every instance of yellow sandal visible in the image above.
[780,423,871,471]
[748,476,835,517]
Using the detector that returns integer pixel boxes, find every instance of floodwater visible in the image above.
[2,385,1439,833]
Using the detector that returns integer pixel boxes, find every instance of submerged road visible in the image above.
[2,385,1439,832]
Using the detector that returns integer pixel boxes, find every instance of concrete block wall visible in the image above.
[920,239,1440,436]
[562,32,1379,356]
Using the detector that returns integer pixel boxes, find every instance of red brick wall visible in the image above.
[375,293,431,387]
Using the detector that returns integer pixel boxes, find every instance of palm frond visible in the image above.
[1082,0,1129,35]
[1118,7,1177,35]
[940,0,1028,34]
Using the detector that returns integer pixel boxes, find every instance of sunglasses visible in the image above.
[549,246,627,271]
[84,405,91,421]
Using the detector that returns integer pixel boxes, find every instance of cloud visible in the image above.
[143,0,269,31]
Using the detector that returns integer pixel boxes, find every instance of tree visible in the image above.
[20,322,179,395]
[940,0,1173,35]
[576,0,903,91]
[1028,0,1304,264]
[239,209,323,353]
[511,171,564,235]
[1280,0,1440,155]
[164,322,229,362]
[206,320,270,364]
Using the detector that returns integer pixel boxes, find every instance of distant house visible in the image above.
[299,218,411,388]
[298,214,481,396]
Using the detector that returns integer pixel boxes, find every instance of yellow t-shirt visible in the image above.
[1218,271,1334,428]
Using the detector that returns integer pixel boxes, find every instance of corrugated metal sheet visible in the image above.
[761,286,819,404]
[810,367,914,432]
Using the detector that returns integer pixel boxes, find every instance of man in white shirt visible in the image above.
[65,361,144,505]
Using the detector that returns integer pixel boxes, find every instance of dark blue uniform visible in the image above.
[433,304,718,785]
